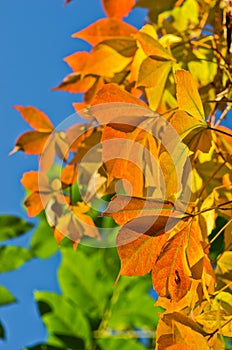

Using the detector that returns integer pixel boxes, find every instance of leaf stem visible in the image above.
[214,280,232,295]
[207,316,232,340]
[215,105,231,127]
[192,200,232,217]
[209,126,232,138]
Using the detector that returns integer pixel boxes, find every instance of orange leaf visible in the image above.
[92,83,147,106]
[186,220,204,269]
[64,51,90,72]
[39,138,56,173]
[66,123,94,151]
[21,171,50,192]
[82,44,132,78]
[11,131,51,155]
[14,106,54,131]
[56,204,100,244]
[152,224,192,301]
[175,70,205,122]
[84,77,104,105]
[21,171,51,217]
[72,18,137,46]
[215,125,232,155]
[53,74,95,94]
[103,194,185,235]
[156,312,209,350]
[102,0,135,20]
[73,102,89,112]
[24,192,49,217]
[117,227,169,276]
[61,164,78,187]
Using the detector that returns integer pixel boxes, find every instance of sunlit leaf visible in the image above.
[13,106,54,131]
[137,57,172,88]
[64,51,90,72]
[0,285,16,305]
[82,44,132,78]
[156,311,209,350]
[55,203,100,245]
[53,74,95,94]
[92,83,147,106]
[117,227,169,275]
[175,70,205,122]
[103,194,185,232]
[10,131,51,155]
[134,31,175,60]
[101,37,137,57]
[152,224,192,301]
[102,0,135,20]
[72,18,137,46]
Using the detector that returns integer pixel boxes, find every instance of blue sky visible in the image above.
[0,1,147,349]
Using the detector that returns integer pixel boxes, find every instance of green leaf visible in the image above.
[52,334,85,349]
[23,345,63,350]
[35,291,91,349]
[0,285,16,305]
[0,321,5,339]
[30,218,58,259]
[0,246,32,272]
[108,276,161,329]
[97,338,148,350]
[0,215,33,242]
[136,0,177,22]
[58,247,114,322]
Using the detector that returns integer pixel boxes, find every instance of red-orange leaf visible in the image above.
[14,106,54,131]
[102,0,135,20]
[152,224,192,301]
[72,18,137,46]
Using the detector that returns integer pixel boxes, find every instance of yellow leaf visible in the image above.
[137,57,172,88]
[175,69,205,122]
[82,44,132,78]
[134,31,174,60]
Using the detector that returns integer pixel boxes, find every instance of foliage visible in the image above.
[4,0,232,348]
